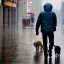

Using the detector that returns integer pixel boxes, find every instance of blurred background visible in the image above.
[0,0,64,64]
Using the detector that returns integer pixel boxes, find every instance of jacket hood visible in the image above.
[43,3,53,11]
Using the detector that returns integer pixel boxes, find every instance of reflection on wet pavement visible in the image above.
[0,24,64,64]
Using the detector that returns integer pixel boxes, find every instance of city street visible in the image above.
[0,24,64,64]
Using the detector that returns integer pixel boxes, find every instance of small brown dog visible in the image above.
[33,40,43,51]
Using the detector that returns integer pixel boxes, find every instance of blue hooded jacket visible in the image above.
[36,3,57,33]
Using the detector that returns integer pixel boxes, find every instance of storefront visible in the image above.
[0,0,19,27]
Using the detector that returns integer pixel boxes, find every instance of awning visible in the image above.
[27,12,35,14]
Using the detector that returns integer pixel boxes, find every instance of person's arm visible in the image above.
[53,13,57,26]
[53,12,57,31]
[36,13,42,35]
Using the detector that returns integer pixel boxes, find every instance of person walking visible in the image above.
[36,3,57,58]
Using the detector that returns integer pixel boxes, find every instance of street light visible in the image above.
[29,1,32,4]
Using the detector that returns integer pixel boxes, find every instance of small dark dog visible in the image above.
[54,45,61,57]
[33,40,43,52]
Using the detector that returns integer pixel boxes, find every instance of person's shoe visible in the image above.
[49,53,52,58]
[48,50,52,58]
[44,54,48,58]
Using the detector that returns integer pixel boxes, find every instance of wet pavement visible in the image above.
[0,24,64,64]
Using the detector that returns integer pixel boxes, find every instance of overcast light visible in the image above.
[41,0,63,11]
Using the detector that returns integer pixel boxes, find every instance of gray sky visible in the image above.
[41,0,63,11]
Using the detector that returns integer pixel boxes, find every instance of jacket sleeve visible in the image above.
[53,13,57,26]
[36,13,42,32]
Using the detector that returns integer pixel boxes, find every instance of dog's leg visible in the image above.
[57,53,60,57]
[36,47,37,51]
[36,46,38,51]
[38,46,39,51]
[41,45,43,50]
[40,46,42,52]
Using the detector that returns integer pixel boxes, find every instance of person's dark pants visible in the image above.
[42,32,54,57]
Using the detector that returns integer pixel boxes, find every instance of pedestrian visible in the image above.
[36,3,57,58]
[31,14,35,26]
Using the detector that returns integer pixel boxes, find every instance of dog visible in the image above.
[33,40,43,52]
[54,45,61,57]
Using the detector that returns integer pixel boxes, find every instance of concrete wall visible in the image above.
[5,8,8,25]
[0,7,3,28]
